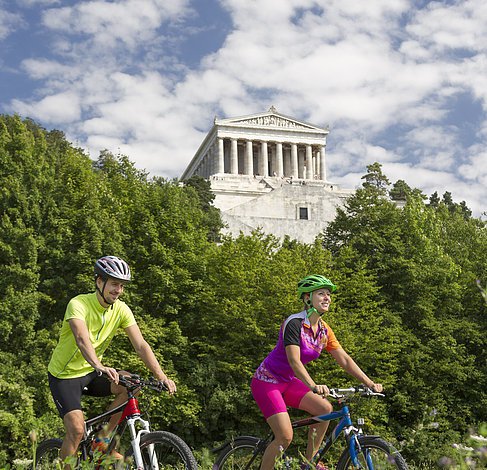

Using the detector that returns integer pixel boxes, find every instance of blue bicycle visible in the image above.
[213,386,407,469]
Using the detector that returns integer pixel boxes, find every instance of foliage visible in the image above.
[0,118,485,470]
[323,163,487,464]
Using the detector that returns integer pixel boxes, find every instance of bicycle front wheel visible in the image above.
[34,438,63,469]
[336,436,408,470]
[124,430,197,470]
[214,436,264,470]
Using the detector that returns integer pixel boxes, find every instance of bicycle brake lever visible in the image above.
[157,381,168,392]
[147,377,167,392]
[328,389,344,399]
[361,386,385,397]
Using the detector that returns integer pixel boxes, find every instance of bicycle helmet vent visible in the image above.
[94,256,131,282]
[297,274,336,299]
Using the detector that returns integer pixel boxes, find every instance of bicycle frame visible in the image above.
[215,387,393,470]
[80,390,158,469]
[221,404,364,470]
[290,403,363,468]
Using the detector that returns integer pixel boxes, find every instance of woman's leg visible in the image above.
[260,412,293,470]
[298,392,333,461]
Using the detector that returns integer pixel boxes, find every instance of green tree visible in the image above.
[182,175,224,242]
[322,164,486,464]
[389,179,411,201]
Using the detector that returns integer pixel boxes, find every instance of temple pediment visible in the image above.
[215,106,327,132]
[181,107,330,182]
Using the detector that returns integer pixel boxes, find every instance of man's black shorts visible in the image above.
[48,371,113,418]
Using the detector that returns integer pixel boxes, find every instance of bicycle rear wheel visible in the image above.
[214,436,264,470]
[336,436,408,470]
[34,438,63,469]
[124,430,197,469]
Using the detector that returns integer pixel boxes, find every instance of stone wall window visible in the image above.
[299,207,309,220]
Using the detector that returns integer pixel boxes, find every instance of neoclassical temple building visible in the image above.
[181,107,353,243]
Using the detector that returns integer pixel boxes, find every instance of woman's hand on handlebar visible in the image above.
[312,384,330,397]
[367,382,383,393]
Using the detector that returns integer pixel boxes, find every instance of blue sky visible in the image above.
[1,0,486,216]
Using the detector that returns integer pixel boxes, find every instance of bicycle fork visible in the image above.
[127,415,158,470]
[345,426,369,469]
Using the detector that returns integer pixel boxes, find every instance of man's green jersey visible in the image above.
[48,293,136,379]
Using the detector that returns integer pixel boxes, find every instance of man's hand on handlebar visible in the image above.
[159,377,177,395]
[95,366,119,384]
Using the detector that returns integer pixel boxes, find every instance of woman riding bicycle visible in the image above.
[250,274,383,470]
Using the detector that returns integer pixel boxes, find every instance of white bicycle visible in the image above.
[35,373,198,469]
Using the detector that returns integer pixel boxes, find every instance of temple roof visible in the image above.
[214,106,328,133]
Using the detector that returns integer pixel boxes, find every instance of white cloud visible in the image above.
[0,7,24,40]
[406,0,487,54]
[4,0,487,216]
[21,58,76,80]
[17,0,61,6]
[382,162,486,215]
[11,92,81,123]
[459,153,487,186]
[42,0,191,49]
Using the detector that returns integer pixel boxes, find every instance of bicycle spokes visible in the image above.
[356,444,401,469]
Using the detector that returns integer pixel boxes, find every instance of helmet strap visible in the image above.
[304,296,320,318]
[96,276,113,306]
[306,307,319,318]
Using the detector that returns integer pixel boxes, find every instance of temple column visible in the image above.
[211,142,217,175]
[320,145,326,181]
[206,154,211,178]
[283,145,290,177]
[291,143,298,179]
[315,149,320,179]
[218,138,224,174]
[246,140,253,176]
[306,145,313,180]
[275,142,283,177]
[298,147,305,178]
[206,150,211,177]
[230,138,238,174]
[261,141,269,177]
[207,151,215,178]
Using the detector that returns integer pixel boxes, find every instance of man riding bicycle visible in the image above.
[47,255,176,468]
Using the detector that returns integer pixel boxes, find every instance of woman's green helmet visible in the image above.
[297,274,337,299]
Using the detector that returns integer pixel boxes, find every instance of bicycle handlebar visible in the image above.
[117,373,168,393]
[327,385,385,400]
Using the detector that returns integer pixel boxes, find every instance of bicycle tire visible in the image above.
[214,436,264,470]
[336,436,408,470]
[124,430,198,470]
[34,438,63,469]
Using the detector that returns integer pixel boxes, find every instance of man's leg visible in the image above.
[60,409,85,469]
[89,374,130,461]
[104,380,129,433]
[100,370,132,435]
